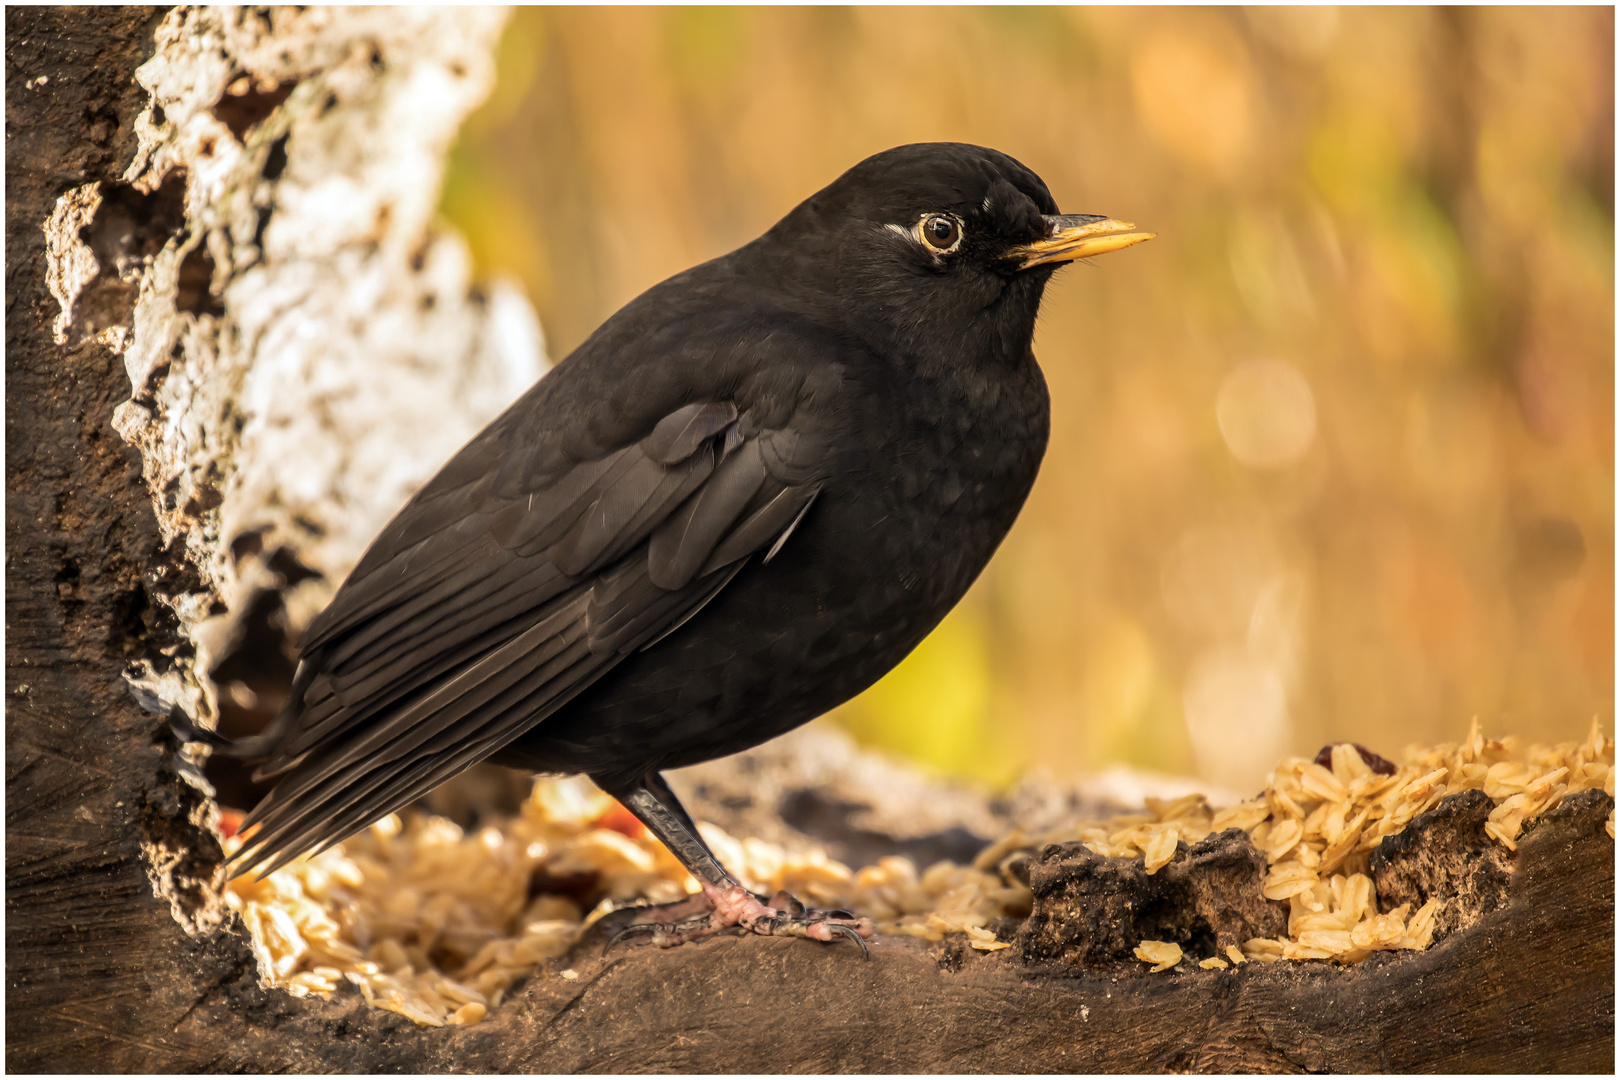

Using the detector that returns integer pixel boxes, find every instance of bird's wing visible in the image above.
[231,392,829,876]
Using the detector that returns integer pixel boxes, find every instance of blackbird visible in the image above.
[200,142,1153,952]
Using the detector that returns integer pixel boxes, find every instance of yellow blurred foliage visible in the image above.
[442,7,1614,790]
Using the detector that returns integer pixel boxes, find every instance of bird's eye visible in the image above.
[919,214,962,253]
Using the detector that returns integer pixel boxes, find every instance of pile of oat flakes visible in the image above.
[220,720,1613,1026]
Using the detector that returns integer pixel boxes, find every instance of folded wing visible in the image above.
[232,398,824,876]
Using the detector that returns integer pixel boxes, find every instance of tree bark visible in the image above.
[6,7,1613,1073]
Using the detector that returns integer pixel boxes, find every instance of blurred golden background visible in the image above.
[440,6,1613,792]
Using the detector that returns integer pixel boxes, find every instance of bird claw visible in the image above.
[746,907,874,958]
[818,920,871,959]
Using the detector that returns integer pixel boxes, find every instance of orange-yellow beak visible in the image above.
[1005,214,1156,269]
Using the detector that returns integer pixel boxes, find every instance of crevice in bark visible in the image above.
[213,73,297,141]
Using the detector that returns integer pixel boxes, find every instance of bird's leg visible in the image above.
[641,771,717,861]
[597,771,874,955]
[594,771,733,924]
[638,772,781,908]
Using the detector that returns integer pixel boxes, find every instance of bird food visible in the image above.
[221,720,1613,1025]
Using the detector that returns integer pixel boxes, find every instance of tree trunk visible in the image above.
[6,7,1613,1073]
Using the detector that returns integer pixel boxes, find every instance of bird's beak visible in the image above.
[1005,214,1156,270]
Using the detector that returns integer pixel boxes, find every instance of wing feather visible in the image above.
[300,522,495,652]
[646,440,767,589]
[701,484,820,575]
[545,445,715,573]
[641,401,739,463]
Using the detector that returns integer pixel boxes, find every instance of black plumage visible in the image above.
[205,142,1152,949]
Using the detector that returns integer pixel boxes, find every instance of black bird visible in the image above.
[204,142,1152,950]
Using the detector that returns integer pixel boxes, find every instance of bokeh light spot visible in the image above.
[1248,570,1309,685]
[1216,359,1318,469]
[1183,647,1290,790]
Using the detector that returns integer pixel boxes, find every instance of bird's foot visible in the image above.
[608,880,874,957]
[740,887,874,957]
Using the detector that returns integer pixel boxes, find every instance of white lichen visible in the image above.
[61,7,546,709]
[43,184,105,345]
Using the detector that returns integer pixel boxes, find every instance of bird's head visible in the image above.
[759,142,1154,368]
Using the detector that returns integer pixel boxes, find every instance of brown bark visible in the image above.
[5,7,1613,1074]
[5,5,219,1069]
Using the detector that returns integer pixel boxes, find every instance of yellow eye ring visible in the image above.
[919,214,962,253]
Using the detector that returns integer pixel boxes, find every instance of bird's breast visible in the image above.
[845,356,1048,563]
[783,353,1050,656]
